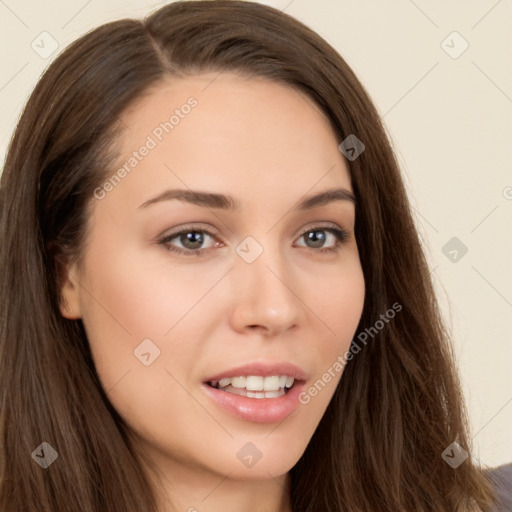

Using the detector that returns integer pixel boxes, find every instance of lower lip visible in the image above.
[201,381,306,423]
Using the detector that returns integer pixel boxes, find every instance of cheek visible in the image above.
[78,239,222,345]
[328,270,364,324]
[77,247,209,449]
[316,255,365,348]
[76,242,205,393]
[77,237,237,430]
[303,260,365,405]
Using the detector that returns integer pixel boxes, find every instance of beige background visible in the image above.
[1,0,511,468]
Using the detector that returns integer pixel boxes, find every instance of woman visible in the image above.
[0,1,506,510]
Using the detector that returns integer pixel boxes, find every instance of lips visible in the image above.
[201,361,308,423]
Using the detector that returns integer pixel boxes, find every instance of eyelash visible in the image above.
[158,224,349,257]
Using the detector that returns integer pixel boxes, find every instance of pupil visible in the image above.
[182,231,203,249]
[307,230,325,248]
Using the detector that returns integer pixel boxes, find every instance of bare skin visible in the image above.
[59,72,365,512]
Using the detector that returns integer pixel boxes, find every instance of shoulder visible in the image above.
[485,463,512,511]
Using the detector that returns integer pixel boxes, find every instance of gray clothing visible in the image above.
[487,463,512,511]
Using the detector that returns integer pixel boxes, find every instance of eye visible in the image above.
[158,226,220,257]
[295,224,349,253]
[158,223,350,257]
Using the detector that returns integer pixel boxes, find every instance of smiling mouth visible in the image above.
[206,375,296,399]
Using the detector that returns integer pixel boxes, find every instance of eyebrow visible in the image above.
[138,187,356,210]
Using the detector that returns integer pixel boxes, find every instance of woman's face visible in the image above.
[60,72,365,482]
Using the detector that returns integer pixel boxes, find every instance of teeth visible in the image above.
[231,376,246,389]
[263,375,281,391]
[218,377,231,388]
[245,376,264,391]
[263,390,285,398]
[223,385,286,399]
[211,375,295,393]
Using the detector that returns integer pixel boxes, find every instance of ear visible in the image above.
[55,254,83,319]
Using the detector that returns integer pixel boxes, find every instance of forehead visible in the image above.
[100,72,352,213]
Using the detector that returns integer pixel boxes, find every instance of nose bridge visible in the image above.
[229,234,302,334]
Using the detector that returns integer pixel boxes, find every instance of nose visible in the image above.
[228,243,304,336]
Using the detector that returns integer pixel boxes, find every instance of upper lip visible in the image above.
[204,361,309,383]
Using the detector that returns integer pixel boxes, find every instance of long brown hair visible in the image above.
[0,1,497,510]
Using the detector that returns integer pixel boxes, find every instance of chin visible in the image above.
[206,435,308,480]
